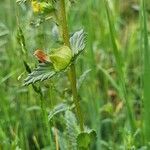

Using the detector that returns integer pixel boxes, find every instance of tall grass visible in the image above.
[104,0,136,133]
[0,0,150,149]
[141,0,150,144]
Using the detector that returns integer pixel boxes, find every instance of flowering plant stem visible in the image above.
[58,0,84,131]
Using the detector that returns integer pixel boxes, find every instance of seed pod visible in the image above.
[49,46,72,71]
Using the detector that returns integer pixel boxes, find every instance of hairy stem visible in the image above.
[58,0,84,131]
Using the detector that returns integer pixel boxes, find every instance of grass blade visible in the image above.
[104,0,136,133]
[141,0,150,143]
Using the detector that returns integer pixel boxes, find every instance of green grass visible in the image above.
[0,0,150,149]
[141,0,150,145]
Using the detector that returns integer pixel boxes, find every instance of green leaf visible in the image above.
[70,29,86,57]
[48,103,69,121]
[24,62,56,86]
[24,30,87,86]
[23,30,87,86]
[77,130,97,149]
[65,110,79,150]
[16,0,26,4]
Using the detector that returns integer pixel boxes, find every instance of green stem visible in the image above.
[39,91,52,147]
[58,0,84,131]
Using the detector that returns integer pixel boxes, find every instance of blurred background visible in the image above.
[0,0,150,149]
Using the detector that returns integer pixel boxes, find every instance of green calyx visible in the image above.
[49,46,72,71]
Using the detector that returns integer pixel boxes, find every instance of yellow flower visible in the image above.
[31,1,42,13]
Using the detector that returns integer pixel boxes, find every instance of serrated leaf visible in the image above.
[48,103,69,121]
[24,62,56,86]
[70,29,86,56]
[65,110,79,150]
[24,30,87,86]
[77,130,97,149]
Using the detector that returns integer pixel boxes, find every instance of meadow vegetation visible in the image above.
[0,0,150,149]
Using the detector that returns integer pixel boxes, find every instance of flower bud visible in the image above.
[34,49,50,63]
